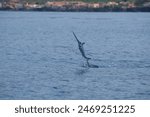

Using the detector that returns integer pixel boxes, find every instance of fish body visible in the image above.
[72,32,91,60]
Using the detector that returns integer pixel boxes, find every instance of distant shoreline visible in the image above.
[0,7,150,12]
[1,1,150,12]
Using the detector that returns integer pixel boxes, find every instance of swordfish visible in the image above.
[72,32,91,60]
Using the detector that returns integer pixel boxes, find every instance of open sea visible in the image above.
[0,11,150,99]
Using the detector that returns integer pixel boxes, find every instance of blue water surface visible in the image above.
[0,11,150,99]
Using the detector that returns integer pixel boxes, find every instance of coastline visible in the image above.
[1,1,150,12]
[0,7,150,12]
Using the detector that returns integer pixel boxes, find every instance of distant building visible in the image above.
[26,3,38,8]
[106,2,118,6]
[45,1,67,7]
[88,3,104,8]
[25,3,43,9]
[93,3,100,8]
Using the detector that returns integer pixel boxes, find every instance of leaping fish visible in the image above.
[72,32,91,60]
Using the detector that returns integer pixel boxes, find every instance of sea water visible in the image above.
[0,11,150,99]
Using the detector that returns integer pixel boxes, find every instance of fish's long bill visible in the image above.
[72,32,80,43]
